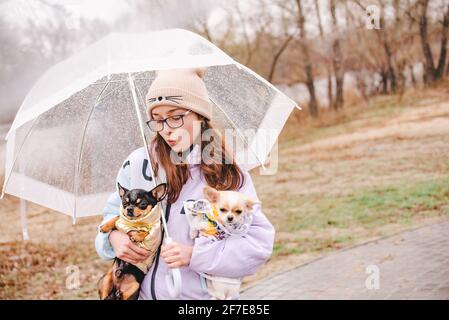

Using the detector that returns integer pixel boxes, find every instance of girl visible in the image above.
[95,67,275,300]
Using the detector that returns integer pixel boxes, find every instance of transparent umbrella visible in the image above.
[0,28,299,298]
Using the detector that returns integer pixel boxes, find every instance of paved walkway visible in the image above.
[240,220,449,299]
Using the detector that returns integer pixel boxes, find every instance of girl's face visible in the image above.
[150,105,203,153]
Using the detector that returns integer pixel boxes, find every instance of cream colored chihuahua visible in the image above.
[198,186,260,300]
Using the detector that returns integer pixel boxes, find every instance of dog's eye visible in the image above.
[220,208,227,212]
[235,209,242,214]
[139,202,147,208]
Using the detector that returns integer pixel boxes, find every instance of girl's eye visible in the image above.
[171,116,182,121]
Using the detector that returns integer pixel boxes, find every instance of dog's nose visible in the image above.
[227,216,234,222]
[126,208,134,217]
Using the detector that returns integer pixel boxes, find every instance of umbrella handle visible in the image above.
[163,236,182,298]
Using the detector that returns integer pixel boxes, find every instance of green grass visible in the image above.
[278,176,449,232]
[272,243,305,256]
[268,176,449,258]
[272,235,357,258]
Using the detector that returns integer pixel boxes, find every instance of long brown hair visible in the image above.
[150,118,245,204]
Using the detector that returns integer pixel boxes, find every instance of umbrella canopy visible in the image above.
[1,28,298,219]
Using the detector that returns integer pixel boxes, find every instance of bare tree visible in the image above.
[295,0,319,117]
[314,0,334,109]
[267,2,297,82]
[191,5,238,57]
[418,0,449,82]
[330,0,345,109]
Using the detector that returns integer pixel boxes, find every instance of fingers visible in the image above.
[166,261,183,268]
[119,254,140,265]
[163,254,179,264]
[127,241,151,257]
[162,242,177,249]
[110,231,150,264]
[116,247,140,264]
[161,242,175,252]
[160,247,180,258]
[161,248,181,260]
[117,242,150,264]
[160,241,189,268]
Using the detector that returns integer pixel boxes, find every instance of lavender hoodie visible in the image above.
[94,143,275,300]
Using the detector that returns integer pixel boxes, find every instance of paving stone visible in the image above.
[240,220,449,299]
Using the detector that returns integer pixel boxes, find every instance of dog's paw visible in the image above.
[99,225,108,233]
[189,229,199,240]
[129,232,147,243]
[198,221,209,230]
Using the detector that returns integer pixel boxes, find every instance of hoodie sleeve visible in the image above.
[94,159,131,260]
[188,170,275,278]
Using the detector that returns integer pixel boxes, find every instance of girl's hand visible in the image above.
[109,230,151,264]
[160,241,193,268]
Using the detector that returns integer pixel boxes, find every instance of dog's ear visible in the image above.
[244,197,260,211]
[151,183,167,202]
[203,186,220,203]
[117,182,128,198]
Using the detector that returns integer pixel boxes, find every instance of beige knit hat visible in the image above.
[145,67,212,120]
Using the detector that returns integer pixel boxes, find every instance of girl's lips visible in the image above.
[168,139,177,146]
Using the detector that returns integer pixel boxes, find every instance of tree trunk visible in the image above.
[305,65,319,118]
[376,1,397,93]
[314,0,334,109]
[409,64,417,87]
[327,73,333,110]
[384,38,397,92]
[296,0,319,117]
[330,0,344,109]
[419,1,449,82]
[435,4,449,79]
[381,68,388,94]
[268,34,294,83]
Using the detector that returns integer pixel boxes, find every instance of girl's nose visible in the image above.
[161,125,173,136]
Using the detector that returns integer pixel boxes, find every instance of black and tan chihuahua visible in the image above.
[98,182,167,300]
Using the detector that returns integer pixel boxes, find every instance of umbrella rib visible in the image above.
[72,80,113,222]
[208,95,266,169]
[0,118,39,198]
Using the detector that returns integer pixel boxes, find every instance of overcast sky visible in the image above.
[0,0,131,24]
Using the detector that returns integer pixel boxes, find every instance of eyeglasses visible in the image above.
[146,109,192,132]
